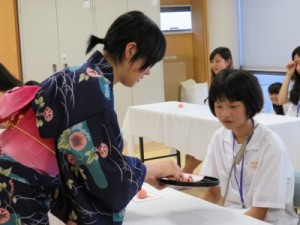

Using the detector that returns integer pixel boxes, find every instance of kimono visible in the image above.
[0,86,58,225]
[32,51,146,225]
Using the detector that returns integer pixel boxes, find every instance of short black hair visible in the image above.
[208,69,264,119]
[25,80,39,86]
[268,82,282,94]
[86,11,166,71]
[209,47,233,81]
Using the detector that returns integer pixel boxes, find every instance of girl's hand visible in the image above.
[286,61,296,78]
[144,160,181,189]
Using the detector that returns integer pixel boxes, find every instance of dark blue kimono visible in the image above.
[32,51,146,225]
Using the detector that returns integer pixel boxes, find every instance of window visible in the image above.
[160,5,192,34]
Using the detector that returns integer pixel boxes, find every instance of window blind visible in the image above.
[239,0,300,72]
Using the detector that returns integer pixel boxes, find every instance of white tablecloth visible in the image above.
[122,101,300,171]
[124,183,271,225]
[49,183,271,225]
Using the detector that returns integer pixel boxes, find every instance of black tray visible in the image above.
[158,175,219,187]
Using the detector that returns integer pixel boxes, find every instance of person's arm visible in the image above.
[199,186,221,204]
[244,207,268,221]
[144,160,181,189]
[278,61,296,104]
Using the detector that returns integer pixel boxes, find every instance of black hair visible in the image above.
[268,82,282,94]
[86,11,166,71]
[289,46,300,105]
[24,80,39,86]
[268,82,284,115]
[208,69,264,119]
[0,63,23,91]
[209,47,233,81]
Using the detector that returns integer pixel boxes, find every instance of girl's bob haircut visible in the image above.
[208,69,264,119]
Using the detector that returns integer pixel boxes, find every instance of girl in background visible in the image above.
[268,82,290,115]
[183,47,233,174]
[278,46,300,117]
[209,47,233,83]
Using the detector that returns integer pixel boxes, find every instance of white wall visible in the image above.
[207,0,240,68]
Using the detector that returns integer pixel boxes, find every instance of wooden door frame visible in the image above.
[161,0,210,83]
[0,0,22,81]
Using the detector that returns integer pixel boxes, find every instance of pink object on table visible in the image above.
[137,188,148,199]
[178,102,184,108]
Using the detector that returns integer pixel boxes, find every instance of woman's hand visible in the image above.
[144,160,181,189]
[286,61,296,79]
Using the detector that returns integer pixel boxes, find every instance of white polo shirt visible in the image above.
[200,121,299,225]
[286,102,300,117]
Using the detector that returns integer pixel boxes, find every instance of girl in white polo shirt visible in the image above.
[200,69,299,225]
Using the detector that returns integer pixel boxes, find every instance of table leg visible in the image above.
[138,137,181,167]
[139,137,145,162]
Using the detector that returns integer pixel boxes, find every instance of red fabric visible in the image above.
[0,86,40,121]
[0,86,58,177]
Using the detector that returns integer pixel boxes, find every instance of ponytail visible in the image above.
[86,35,105,54]
[87,11,166,70]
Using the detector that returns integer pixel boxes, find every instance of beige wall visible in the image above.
[207,0,240,68]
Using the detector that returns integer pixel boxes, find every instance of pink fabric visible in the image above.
[0,86,58,177]
[0,86,40,121]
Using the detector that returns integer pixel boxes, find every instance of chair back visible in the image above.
[295,171,300,208]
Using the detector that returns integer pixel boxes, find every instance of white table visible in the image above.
[124,183,271,225]
[122,101,300,171]
[49,183,271,225]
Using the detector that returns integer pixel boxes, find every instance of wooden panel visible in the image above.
[161,0,209,83]
[163,61,187,101]
[191,0,210,83]
[0,0,22,80]
[164,33,194,79]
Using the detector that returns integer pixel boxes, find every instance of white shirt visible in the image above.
[271,102,290,115]
[286,102,300,117]
[200,121,299,225]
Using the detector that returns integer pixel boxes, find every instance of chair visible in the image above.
[294,171,300,214]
